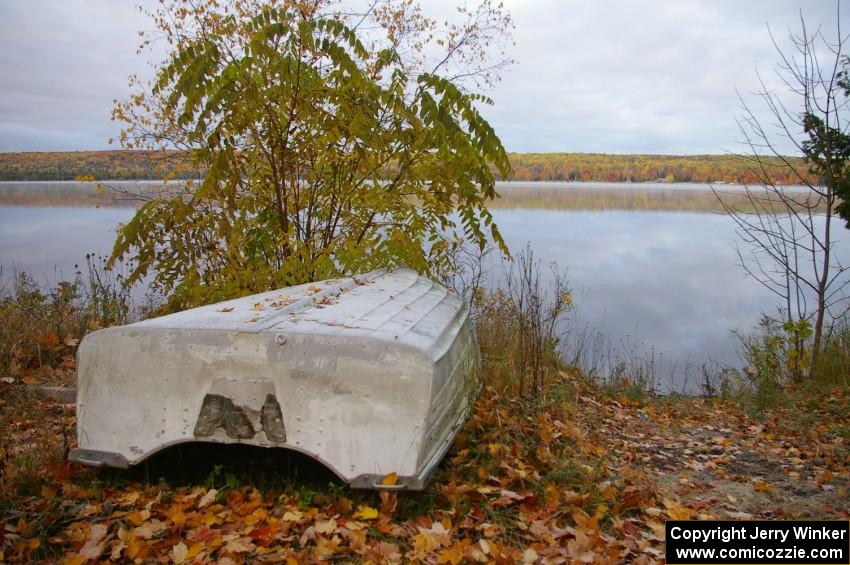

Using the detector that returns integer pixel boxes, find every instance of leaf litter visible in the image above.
[1,370,848,563]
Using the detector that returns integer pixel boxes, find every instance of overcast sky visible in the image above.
[0,0,845,154]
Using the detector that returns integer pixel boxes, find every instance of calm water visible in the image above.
[490,208,777,390]
[0,205,133,282]
[1,181,846,392]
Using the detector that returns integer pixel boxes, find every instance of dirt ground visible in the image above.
[586,392,850,520]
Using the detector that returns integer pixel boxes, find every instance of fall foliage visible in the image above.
[0,151,192,182]
[507,152,820,185]
[0,150,822,186]
[3,356,849,562]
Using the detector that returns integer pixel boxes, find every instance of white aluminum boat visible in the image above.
[69,269,478,490]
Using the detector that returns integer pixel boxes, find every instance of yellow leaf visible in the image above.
[126,510,149,526]
[663,499,694,520]
[413,523,452,553]
[754,481,772,493]
[353,505,379,520]
[184,543,204,560]
[168,511,187,528]
[668,505,695,520]
[125,533,145,560]
[202,512,222,526]
[118,491,140,507]
[437,539,470,564]
[244,508,269,525]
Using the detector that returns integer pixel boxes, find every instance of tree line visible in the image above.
[0,150,819,185]
[0,151,195,181]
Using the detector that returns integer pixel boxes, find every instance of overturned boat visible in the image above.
[70,268,478,490]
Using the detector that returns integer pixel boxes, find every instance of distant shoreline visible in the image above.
[0,150,818,185]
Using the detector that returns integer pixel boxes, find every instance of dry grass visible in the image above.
[474,245,572,398]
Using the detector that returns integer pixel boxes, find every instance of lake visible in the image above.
[1,180,845,392]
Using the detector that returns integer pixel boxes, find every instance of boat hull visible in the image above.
[70,269,478,490]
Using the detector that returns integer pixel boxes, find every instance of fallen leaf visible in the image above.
[413,522,452,554]
[522,547,539,564]
[223,537,255,554]
[133,519,168,540]
[171,541,188,564]
[249,526,276,547]
[353,505,379,520]
[282,510,304,522]
[479,539,491,555]
[118,491,140,507]
[197,488,218,509]
[78,523,109,560]
[438,539,471,564]
[315,518,337,535]
[753,481,772,493]
[663,499,695,520]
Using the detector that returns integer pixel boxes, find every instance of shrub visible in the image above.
[475,245,572,398]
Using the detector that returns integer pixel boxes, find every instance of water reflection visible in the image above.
[489,209,778,391]
[491,181,815,213]
[0,180,165,207]
[0,179,810,213]
[0,205,134,282]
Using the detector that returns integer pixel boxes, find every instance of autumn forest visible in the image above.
[0,150,819,185]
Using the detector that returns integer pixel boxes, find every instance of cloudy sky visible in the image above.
[0,0,845,154]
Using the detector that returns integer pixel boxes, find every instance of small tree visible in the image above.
[110,0,513,309]
[714,10,850,376]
